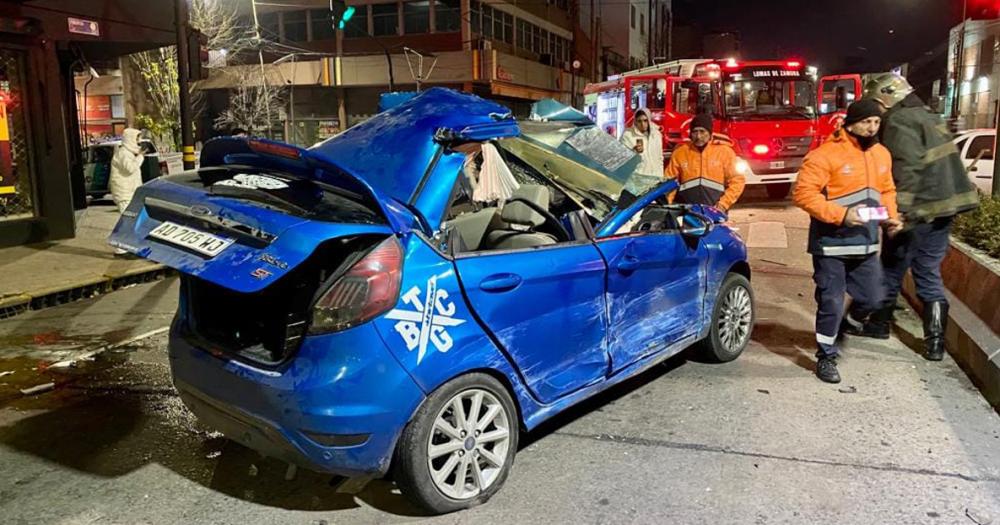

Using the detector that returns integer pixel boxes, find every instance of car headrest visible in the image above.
[501,184,549,227]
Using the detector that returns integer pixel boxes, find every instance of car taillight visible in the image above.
[309,237,402,334]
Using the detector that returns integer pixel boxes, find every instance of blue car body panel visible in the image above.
[452,243,610,404]
[169,318,425,477]
[310,88,518,227]
[108,88,751,478]
[595,232,706,371]
[108,181,394,293]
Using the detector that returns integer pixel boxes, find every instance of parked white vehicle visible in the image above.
[954,128,995,194]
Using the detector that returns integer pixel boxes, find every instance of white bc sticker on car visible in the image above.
[214,173,289,190]
[384,275,466,364]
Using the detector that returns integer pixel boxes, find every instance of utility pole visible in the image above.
[993,98,1000,196]
[175,0,195,170]
[250,0,273,138]
[647,0,653,66]
[951,0,968,127]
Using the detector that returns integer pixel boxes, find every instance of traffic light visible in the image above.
[330,2,356,30]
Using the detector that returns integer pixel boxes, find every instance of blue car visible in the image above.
[109,89,754,514]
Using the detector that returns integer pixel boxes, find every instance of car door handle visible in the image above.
[616,255,640,272]
[969,166,978,171]
[479,273,522,292]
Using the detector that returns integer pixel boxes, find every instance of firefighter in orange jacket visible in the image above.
[664,113,746,212]
[793,99,903,384]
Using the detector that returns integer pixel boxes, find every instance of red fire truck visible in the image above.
[583,58,862,198]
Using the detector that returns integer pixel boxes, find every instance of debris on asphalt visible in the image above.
[49,350,101,369]
[760,259,788,267]
[0,371,13,378]
[756,389,771,395]
[285,464,298,481]
[248,464,258,477]
[206,451,221,459]
[838,386,858,394]
[20,382,55,395]
[966,508,993,525]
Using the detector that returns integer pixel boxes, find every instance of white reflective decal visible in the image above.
[215,173,289,190]
[385,275,466,364]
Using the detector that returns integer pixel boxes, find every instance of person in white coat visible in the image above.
[109,128,145,255]
[620,108,664,194]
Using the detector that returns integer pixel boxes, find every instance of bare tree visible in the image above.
[130,0,251,150]
[212,66,286,134]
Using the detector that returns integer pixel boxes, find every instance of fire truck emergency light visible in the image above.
[752,144,770,155]
[786,61,800,68]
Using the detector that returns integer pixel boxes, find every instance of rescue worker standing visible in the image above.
[664,113,746,212]
[793,100,903,383]
[850,74,979,361]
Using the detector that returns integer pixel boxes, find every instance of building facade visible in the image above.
[0,0,175,247]
[946,18,1000,130]
[197,0,600,147]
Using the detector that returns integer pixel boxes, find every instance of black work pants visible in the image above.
[812,253,884,358]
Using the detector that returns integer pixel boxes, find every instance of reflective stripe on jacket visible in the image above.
[663,136,746,211]
[793,129,899,257]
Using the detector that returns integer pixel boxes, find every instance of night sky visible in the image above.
[673,0,964,74]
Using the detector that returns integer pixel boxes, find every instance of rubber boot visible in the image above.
[840,305,893,339]
[922,301,948,361]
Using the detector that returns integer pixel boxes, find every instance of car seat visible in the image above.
[484,185,558,250]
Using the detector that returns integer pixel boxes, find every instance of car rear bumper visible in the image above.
[169,322,426,477]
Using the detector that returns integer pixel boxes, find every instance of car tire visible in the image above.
[765,183,791,199]
[699,273,755,362]
[393,373,519,515]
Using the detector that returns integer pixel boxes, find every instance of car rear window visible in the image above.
[166,167,386,225]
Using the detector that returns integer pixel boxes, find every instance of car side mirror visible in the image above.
[680,213,711,238]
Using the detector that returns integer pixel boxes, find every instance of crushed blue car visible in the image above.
[109,88,754,514]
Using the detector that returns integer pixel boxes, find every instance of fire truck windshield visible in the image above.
[723,78,816,120]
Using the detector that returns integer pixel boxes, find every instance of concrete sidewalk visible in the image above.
[0,202,170,318]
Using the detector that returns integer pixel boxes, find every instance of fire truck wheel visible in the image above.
[765,183,791,199]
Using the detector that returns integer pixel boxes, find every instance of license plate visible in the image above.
[769,161,786,170]
[148,221,234,257]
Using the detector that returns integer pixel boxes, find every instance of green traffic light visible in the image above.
[337,6,355,29]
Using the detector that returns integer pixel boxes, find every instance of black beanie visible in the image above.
[690,113,713,133]
[843,99,882,126]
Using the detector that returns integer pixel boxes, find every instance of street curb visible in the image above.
[902,274,1000,414]
[0,264,174,320]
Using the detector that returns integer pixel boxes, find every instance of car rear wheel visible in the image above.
[700,273,755,362]
[393,373,518,514]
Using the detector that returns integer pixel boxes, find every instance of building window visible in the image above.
[517,19,529,49]
[283,10,308,42]
[492,8,504,41]
[372,3,399,36]
[470,0,480,33]
[310,9,336,40]
[258,12,280,40]
[640,13,644,35]
[404,1,430,34]
[344,5,369,37]
[435,0,461,32]
[502,12,514,44]
[630,5,636,29]
[480,4,491,37]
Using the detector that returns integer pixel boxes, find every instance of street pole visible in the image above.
[993,106,1000,197]
[175,0,195,170]
[951,0,967,127]
[288,54,295,144]
[251,0,272,138]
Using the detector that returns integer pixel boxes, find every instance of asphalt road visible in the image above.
[1,196,999,525]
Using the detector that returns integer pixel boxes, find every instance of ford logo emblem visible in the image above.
[189,205,213,217]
